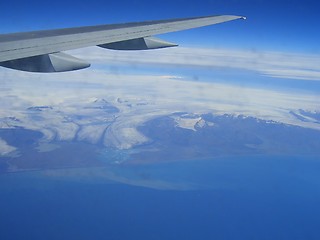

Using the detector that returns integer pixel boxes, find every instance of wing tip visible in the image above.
[229,15,246,20]
[217,15,247,22]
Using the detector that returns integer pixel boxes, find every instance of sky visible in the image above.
[0,0,319,53]
[1,0,320,84]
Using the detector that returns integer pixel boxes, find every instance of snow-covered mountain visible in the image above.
[0,96,320,172]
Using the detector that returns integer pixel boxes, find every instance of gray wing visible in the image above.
[0,15,245,72]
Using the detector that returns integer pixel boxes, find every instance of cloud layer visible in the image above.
[0,46,319,150]
[70,46,320,81]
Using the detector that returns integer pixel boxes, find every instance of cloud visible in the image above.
[0,138,17,156]
[69,46,320,81]
[0,46,320,150]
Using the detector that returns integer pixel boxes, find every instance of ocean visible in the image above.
[1,155,320,239]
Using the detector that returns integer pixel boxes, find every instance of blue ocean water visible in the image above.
[1,155,320,240]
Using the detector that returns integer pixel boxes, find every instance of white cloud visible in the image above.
[0,138,17,156]
[69,46,320,81]
[0,46,320,149]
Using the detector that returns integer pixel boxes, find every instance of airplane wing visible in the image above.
[0,15,245,72]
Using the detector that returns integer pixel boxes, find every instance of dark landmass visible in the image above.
[27,106,53,111]
[133,113,320,163]
[299,110,320,122]
[0,127,43,149]
[1,112,320,172]
[0,128,104,173]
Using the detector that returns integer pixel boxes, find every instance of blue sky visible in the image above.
[1,0,319,53]
[0,0,320,94]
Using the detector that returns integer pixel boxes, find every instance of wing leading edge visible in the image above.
[0,15,245,72]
